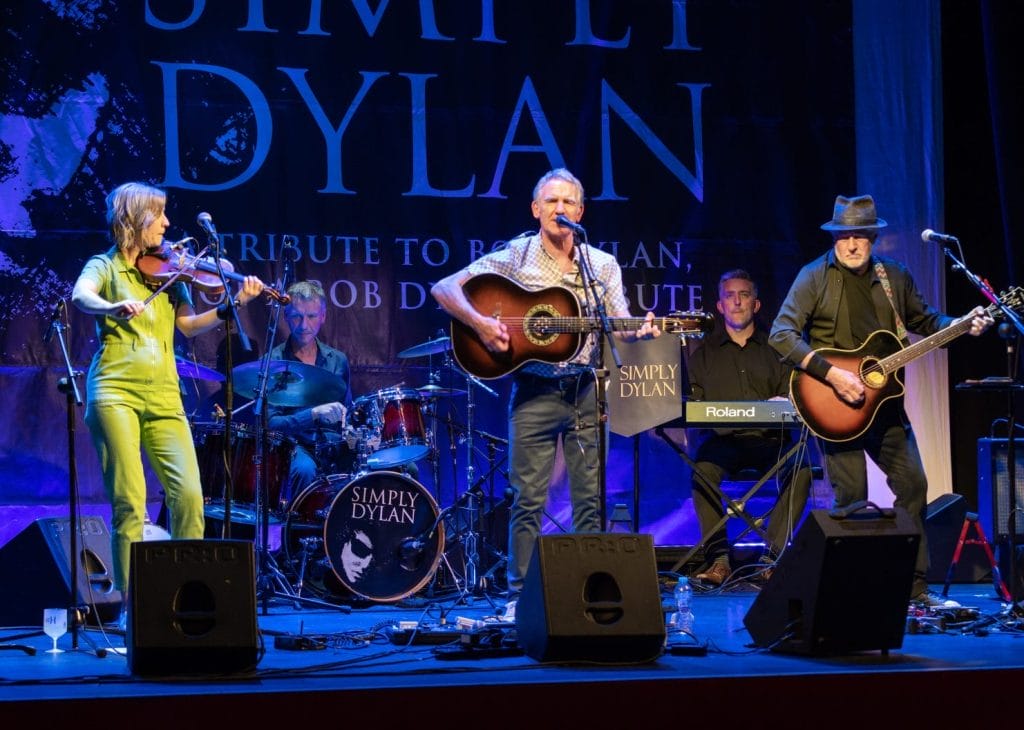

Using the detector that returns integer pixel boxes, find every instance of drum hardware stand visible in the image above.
[249,244,302,612]
[453,366,498,595]
[437,438,511,604]
[244,250,352,615]
[2,301,107,656]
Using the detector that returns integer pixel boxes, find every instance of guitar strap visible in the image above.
[874,261,908,343]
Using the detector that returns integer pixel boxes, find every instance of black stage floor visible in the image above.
[1,577,1021,727]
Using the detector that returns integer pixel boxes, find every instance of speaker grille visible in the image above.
[977,438,1024,540]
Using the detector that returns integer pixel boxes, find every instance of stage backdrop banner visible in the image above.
[0,2,858,545]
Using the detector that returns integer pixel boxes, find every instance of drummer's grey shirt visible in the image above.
[266,338,353,445]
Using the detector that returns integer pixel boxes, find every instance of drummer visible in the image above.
[267,281,354,499]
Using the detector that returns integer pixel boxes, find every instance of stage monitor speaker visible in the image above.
[128,539,257,676]
[0,516,122,627]
[977,438,1024,542]
[925,493,991,583]
[516,533,665,663]
[743,507,919,655]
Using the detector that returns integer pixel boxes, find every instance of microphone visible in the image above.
[196,212,219,243]
[555,214,586,235]
[281,239,296,288]
[921,229,959,245]
[398,535,429,571]
[43,299,64,344]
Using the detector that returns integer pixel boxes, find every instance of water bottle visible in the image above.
[673,576,694,632]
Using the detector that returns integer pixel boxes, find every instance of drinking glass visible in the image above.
[43,607,67,653]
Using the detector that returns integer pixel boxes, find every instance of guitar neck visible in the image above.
[517,316,650,333]
[878,309,986,373]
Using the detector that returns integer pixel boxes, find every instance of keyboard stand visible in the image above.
[655,425,811,575]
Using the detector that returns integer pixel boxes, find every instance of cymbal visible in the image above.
[231,360,346,407]
[175,356,225,382]
[397,335,451,359]
[415,384,467,397]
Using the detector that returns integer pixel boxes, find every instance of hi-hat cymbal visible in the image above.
[398,335,451,359]
[175,356,225,382]
[232,360,346,407]
[415,384,467,397]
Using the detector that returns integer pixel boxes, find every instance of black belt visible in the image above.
[514,370,595,388]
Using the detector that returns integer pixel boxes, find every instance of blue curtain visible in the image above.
[854,0,951,497]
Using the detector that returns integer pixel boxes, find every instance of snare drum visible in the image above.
[352,387,430,469]
[282,471,443,602]
[192,422,294,523]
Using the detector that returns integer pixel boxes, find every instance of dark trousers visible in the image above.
[822,405,930,597]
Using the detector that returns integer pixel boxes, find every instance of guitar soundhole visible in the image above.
[860,358,887,389]
[524,304,560,346]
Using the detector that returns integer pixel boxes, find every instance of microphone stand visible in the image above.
[199,224,251,540]
[2,301,108,656]
[943,243,1024,612]
[572,226,617,530]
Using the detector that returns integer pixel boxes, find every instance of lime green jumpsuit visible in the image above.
[79,250,205,592]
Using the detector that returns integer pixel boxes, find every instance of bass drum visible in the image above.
[282,471,444,603]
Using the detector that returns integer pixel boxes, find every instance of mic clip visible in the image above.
[43,299,65,344]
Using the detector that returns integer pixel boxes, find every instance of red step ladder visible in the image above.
[942,511,1012,602]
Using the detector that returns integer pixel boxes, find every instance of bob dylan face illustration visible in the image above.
[340,528,373,583]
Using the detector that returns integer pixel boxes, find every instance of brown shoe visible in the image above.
[695,560,731,586]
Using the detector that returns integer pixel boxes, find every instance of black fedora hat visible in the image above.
[820,194,887,231]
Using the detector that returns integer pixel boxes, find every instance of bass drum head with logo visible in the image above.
[281,474,351,601]
[323,471,443,602]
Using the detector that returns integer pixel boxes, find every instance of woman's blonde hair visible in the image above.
[106,182,166,253]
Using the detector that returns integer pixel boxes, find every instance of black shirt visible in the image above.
[835,265,880,350]
[687,325,793,437]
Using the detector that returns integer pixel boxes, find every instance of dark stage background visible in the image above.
[0,1,1020,547]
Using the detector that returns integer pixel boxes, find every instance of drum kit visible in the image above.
[175,332,504,607]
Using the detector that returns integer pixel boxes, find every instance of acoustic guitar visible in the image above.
[791,286,1023,442]
[450,272,713,379]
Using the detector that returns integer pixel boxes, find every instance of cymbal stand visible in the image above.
[463,369,479,591]
[436,449,509,609]
[451,367,501,597]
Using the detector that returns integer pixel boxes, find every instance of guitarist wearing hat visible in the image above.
[431,168,661,621]
[769,194,994,607]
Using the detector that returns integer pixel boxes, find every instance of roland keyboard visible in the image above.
[684,400,799,427]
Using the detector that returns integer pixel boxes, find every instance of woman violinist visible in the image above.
[71,181,264,620]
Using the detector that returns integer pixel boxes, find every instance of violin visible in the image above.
[136,239,290,304]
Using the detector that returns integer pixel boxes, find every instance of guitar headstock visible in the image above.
[998,286,1024,314]
[664,310,714,336]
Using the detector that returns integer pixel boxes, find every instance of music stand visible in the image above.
[604,332,690,531]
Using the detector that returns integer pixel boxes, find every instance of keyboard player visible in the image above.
[686,269,812,587]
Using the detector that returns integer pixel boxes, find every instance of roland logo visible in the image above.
[705,405,756,419]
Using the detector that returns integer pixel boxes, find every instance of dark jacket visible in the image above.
[769,249,953,368]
